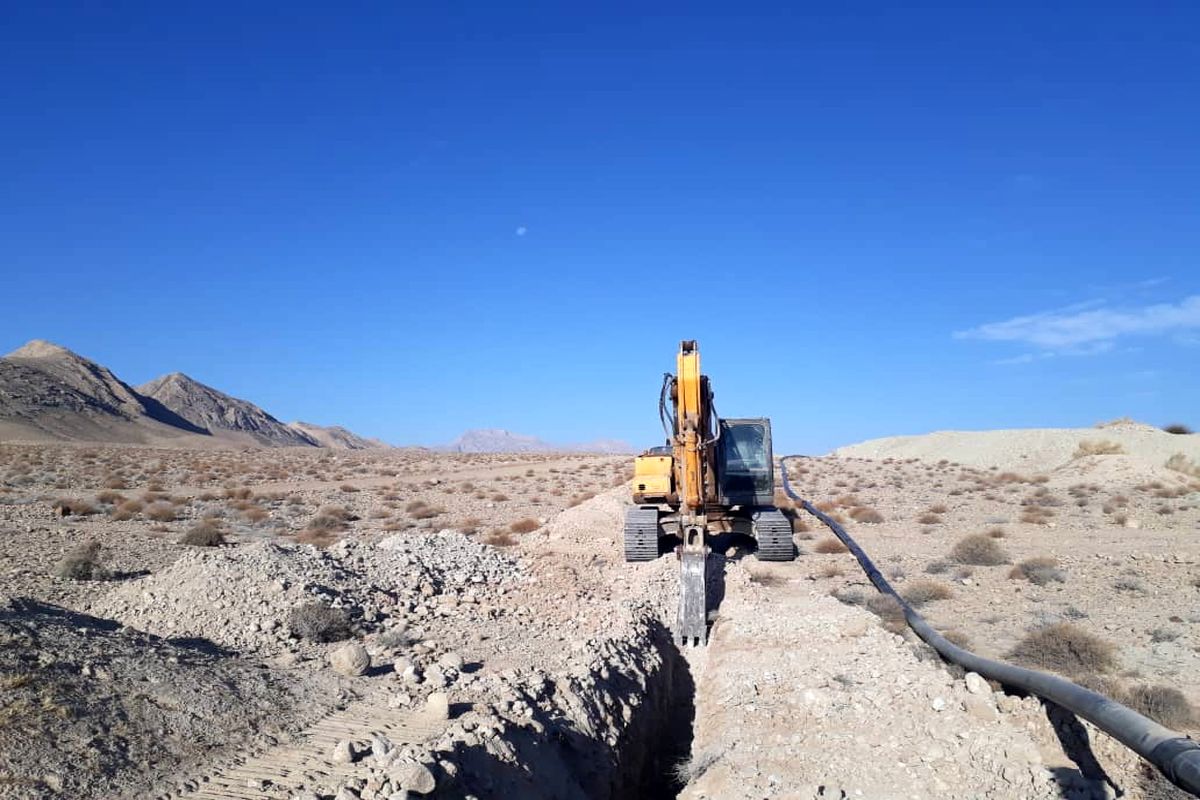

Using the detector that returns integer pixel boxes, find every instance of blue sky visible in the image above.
[2,2,1197,453]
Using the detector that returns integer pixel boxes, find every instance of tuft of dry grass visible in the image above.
[180,520,227,547]
[1165,453,1200,479]
[849,506,884,524]
[482,530,518,547]
[901,579,953,607]
[1122,684,1195,728]
[52,498,98,517]
[917,512,942,525]
[949,534,1009,566]
[1008,623,1116,676]
[814,537,848,554]
[54,541,110,581]
[509,518,540,534]
[144,502,177,522]
[865,594,907,634]
[1008,556,1065,585]
[1074,439,1126,458]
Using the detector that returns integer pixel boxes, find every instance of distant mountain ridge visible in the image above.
[138,372,317,448]
[0,339,383,449]
[446,428,632,454]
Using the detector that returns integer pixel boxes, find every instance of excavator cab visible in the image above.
[716,418,773,506]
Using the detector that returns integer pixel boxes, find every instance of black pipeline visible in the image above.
[779,460,1200,797]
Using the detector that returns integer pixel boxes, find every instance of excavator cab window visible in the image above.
[716,418,774,506]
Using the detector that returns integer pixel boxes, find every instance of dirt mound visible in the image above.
[834,424,1200,473]
[90,534,520,654]
[0,597,336,800]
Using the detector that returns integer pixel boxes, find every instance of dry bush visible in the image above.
[510,518,540,534]
[849,506,884,524]
[457,517,482,535]
[901,579,953,607]
[814,537,847,554]
[102,475,128,489]
[1074,440,1125,458]
[180,520,227,547]
[748,569,786,587]
[54,541,110,581]
[52,498,98,517]
[1008,556,1066,585]
[295,529,341,548]
[95,490,125,505]
[1008,623,1116,675]
[865,594,907,633]
[567,491,596,508]
[817,563,844,578]
[482,530,517,547]
[491,493,509,502]
[339,484,360,493]
[1165,453,1200,479]
[943,629,973,650]
[111,499,143,521]
[288,601,352,642]
[917,512,942,525]
[924,559,951,574]
[928,504,949,514]
[241,506,269,524]
[950,534,1009,566]
[144,502,177,522]
[986,527,1006,538]
[1123,684,1195,728]
[1163,424,1193,435]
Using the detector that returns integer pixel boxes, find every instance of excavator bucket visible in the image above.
[677,549,708,645]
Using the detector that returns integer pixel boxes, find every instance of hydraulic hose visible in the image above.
[779,458,1200,797]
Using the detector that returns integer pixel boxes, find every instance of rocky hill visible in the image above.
[138,373,317,448]
[0,340,381,449]
[288,421,389,450]
[0,341,208,444]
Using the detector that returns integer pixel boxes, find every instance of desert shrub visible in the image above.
[510,518,540,534]
[180,520,227,547]
[1114,576,1147,593]
[1123,684,1195,728]
[52,498,98,517]
[144,502,177,522]
[928,504,949,514]
[917,512,942,525]
[1008,556,1065,585]
[924,559,951,574]
[849,506,884,524]
[241,506,269,523]
[814,537,848,554]
[457,517,482,535]
[95,490,125,505]
[110,499,143,521]
[1163,424,1193,435]
[1165,453,1200,479]
[339,484,359,493]
[1074,440,1125,458]
[54,541,110,581]
[817,563,843,578]
[1008,623,1116,675]
[491,493,509,502]
[901,579,953,607]
[986,527,1006,538]
[288,602,352,642]
[865,594,907,633]
[942,629,973,650]
[833,588,865,606]
[567,491,596,508]
[482,530,517,547]
[950,534,1009,566]
[671,750,722,785]
[748,569,786,587]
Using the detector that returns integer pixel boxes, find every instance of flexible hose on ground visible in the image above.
[778,459,1200,797]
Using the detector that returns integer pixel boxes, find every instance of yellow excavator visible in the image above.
[626,340,794,644]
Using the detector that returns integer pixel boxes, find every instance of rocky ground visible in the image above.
[0,436,1197,799]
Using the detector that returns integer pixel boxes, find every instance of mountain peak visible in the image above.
[5,339,77,360]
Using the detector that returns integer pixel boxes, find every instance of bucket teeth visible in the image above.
[678,550,708,645]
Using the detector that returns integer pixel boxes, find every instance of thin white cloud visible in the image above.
[957,295,1200,350]
[515,226,528,237]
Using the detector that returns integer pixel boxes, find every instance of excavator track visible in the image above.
[752,508,795,561]
[623,506,660,562]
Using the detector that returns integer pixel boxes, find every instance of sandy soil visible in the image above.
[1,432,1197,799]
